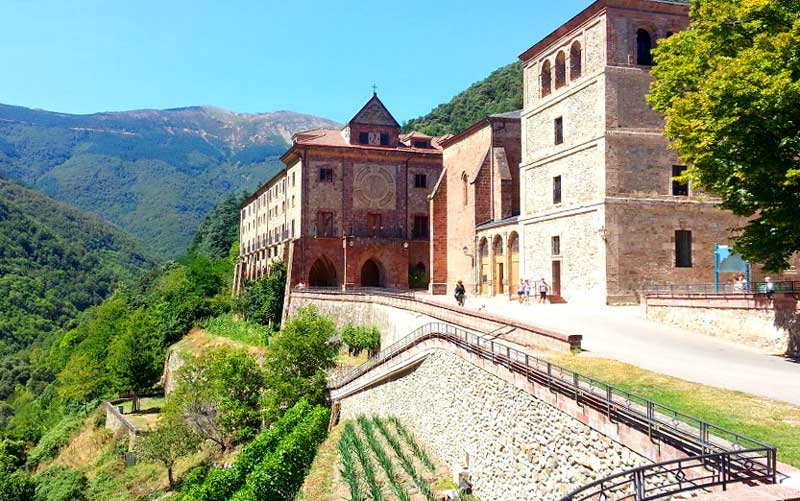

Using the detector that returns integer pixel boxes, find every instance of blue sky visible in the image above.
[2,0,589,123]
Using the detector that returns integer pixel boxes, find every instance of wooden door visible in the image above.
[551,260,561,297]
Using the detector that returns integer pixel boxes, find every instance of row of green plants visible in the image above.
[337,417,438,501]
[340,324,381,357]
[177,399,328,500]
[358,417,411,501]
[340,422,384,501]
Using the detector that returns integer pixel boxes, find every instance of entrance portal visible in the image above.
[309,257,337,287]
[360,259,382,287]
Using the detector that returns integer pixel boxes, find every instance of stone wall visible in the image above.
[338,350,650,500]
[644,294,800,356]
[288,291,581,352]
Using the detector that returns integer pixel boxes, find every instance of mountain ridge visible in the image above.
[0,103,340,258]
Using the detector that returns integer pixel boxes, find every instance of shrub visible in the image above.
[0,470,35,501]
[26,414,84,467]
[33,466,87,501]
[233,405,330,500]
[341,324,381,357]
[336,430,362,501]
[234,261,286,327]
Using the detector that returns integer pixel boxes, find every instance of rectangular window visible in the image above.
[554,117,564,145]
[291,220,295,238]
[380,133,389,146]
[359,132,369,144]
[317,211,334,237]
[414,173,427,188]
[367,213,382,236]
[553,175,562,205]
[292,172,296,187]
[413,215,429,239]
[672,165,689,196]
[319,168,333,183]
[675,230,692,268]
[551,236,561,256]
[413,140,428,148]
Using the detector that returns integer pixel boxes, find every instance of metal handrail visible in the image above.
[328,321,777,497]
[559,447,776,500]
[641,280,800,296]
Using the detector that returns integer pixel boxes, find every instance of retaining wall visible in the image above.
[288,290,581,352]
[337,350,651,500]
[643,293,800,355]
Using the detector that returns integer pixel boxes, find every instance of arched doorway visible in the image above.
[360,259,383,288]
[409,261,427,289]
[493,235,505,296]
[508,232,520,298]
[479,238,489,295]
[308,257,337,287]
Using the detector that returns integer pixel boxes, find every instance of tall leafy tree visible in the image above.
[649,0,800,271]
[261,306,340,422]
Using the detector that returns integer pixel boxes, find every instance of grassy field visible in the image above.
[201,313,272,347]
[549,355,800,468]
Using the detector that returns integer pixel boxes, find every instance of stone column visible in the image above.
[487,234,495,297]
[503,231,511,298]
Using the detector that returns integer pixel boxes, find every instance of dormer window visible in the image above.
[380,133,390,146]
[359,132,369,144]
[413,140,429,149]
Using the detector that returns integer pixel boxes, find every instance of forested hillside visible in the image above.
[402,62,523,136]
[0,104,339,258]
[0,178,155,358]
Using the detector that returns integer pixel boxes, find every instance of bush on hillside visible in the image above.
[26,413,85,467]
[341,324,381,357]
[33,466,87,501]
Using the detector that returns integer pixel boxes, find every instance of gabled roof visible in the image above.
[468,149,491,184]
[347,93,401,128]
[429,167,447,200]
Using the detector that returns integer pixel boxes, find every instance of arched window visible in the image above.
[461,172,469,206]
[555,52,566,89]
[636,29,654,66]
[540,61,552,97]
[570,42,582,80]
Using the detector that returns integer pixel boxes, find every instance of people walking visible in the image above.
[517,279,525,304]
[523,279,532,304]
[455,280,466,307]
[765,277,775,301]
[538,278,549,304]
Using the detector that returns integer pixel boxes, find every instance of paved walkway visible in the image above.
[423,294,800,405]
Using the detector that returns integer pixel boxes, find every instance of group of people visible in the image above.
[732,275,775,300]
[517,279,550,304]
[452,278,551,307]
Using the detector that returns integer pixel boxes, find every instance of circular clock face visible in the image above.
[354,166,395,208]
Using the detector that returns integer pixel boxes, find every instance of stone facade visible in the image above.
[338,350,650,500]
[515,0,766,303]
[235,94,444,292]
[429,112,522,297]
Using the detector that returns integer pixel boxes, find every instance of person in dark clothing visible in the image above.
[454,280,466,307]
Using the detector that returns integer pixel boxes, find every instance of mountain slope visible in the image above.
[0,178,155,356]
[402,62,523,136]
[0,104,340,258]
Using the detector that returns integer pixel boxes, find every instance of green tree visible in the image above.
[136,419,201,490]
[106,309,164,411]
[648,0,800,271]
[189,191,246,259]
[261,306,340,422]
[166,347,264,450]
[234,260,287,327]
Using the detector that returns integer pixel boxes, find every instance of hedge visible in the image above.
[180,399,313,501]
[232,405,329,500]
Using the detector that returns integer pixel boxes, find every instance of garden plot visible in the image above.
[335,416,460,501]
